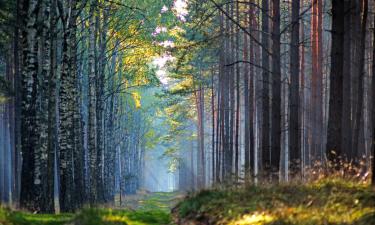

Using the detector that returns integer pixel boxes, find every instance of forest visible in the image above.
[0,0,375,224]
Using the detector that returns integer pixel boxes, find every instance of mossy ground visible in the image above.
[176,179,375,225]
[0,208,170,225]
[0,192,174,225]
[2,181,375,225]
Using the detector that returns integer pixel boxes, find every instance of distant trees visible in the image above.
[190,0,375,186]
[326,0,369,167]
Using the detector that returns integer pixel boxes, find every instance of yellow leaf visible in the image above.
[131,92,141,109]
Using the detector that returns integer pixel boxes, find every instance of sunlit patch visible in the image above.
[161,5,169,13]
[103,215,128,223]
[229,212,274,225]
[152,53,175,85]
[159,40,175,48]
[152,53,175,68]
[152,26,168,36]
[173,0,188,22]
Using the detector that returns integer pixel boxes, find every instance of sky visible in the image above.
[152,0,188,85]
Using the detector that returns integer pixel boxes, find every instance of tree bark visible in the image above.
[261,0,270,175]
[326,0,345,164]
[270,0,281,180]
[352,0,368,161]
[289,0,300,175]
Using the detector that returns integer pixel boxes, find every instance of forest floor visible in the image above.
[1,179,375,225]
[0,192,180,225]
[173,178,375,225]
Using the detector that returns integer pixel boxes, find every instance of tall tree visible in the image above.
[58,0,84,212]
[270,0,281,180]
[271,0,281,180]
[311,0,324,162]
[326,0,345,164]
[261,0,270,174]
[20,0,44,211]
[342,0,352,160]
[243,0,250,183]
[352,0,368,160]
[372,1,375,185]
[289,0,300,174]
[88,0,98,205]
[196,81,205,189]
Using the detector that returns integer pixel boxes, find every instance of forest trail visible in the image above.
[0,192,183,225]
[120,191,185,211]
[1,179,375,224]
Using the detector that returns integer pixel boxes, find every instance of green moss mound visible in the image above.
[176,179,375,225]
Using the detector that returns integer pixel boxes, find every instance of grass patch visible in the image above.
[0,208,73,225]
[137,192,181,211]
[176,178,375,225]
[0,207,170,225]
[74,208,170,225]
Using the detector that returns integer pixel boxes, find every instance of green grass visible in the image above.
[0,207,170,225]
[73,208,170,225]
[137,192,182,211]
[3,180,374,224]
[0,192,176,225]
[176,178,375,225]
[0,208,73,225]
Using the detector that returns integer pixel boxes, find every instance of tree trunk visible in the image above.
[326,0,345,163]
[261,0,270,175]
[311,0,324,162]
[372,0,375,185]
[352,0,367,162]
[289,0,300,175]
[20,0,40,211]
[88,0,98,205]
[271,0,281,180]
[243,1,250,183]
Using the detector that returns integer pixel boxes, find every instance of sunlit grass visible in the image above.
[0,207,170,225]
[137,191,182,211]
[229,212,274,225]
[177,178,375,224]
[0,208,73,225]
[75,208,170,225]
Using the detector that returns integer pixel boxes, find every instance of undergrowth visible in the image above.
[176,178,375,225]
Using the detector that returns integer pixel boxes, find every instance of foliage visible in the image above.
[176,178,375,225]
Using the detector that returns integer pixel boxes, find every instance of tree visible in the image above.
[289,0,300,175]
[326,0,344,164]
[270,0,281,180]
[261,0,270,175]
[87,0,98,205]
[372,0,375,186]
[352,0,368,161]
[19,0,48,211]
[342,0,352,160]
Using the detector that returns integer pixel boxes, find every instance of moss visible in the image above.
[74,208,170,225]
[177,178,375,225]
[0,208,73,225]
[0,207,170,225]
